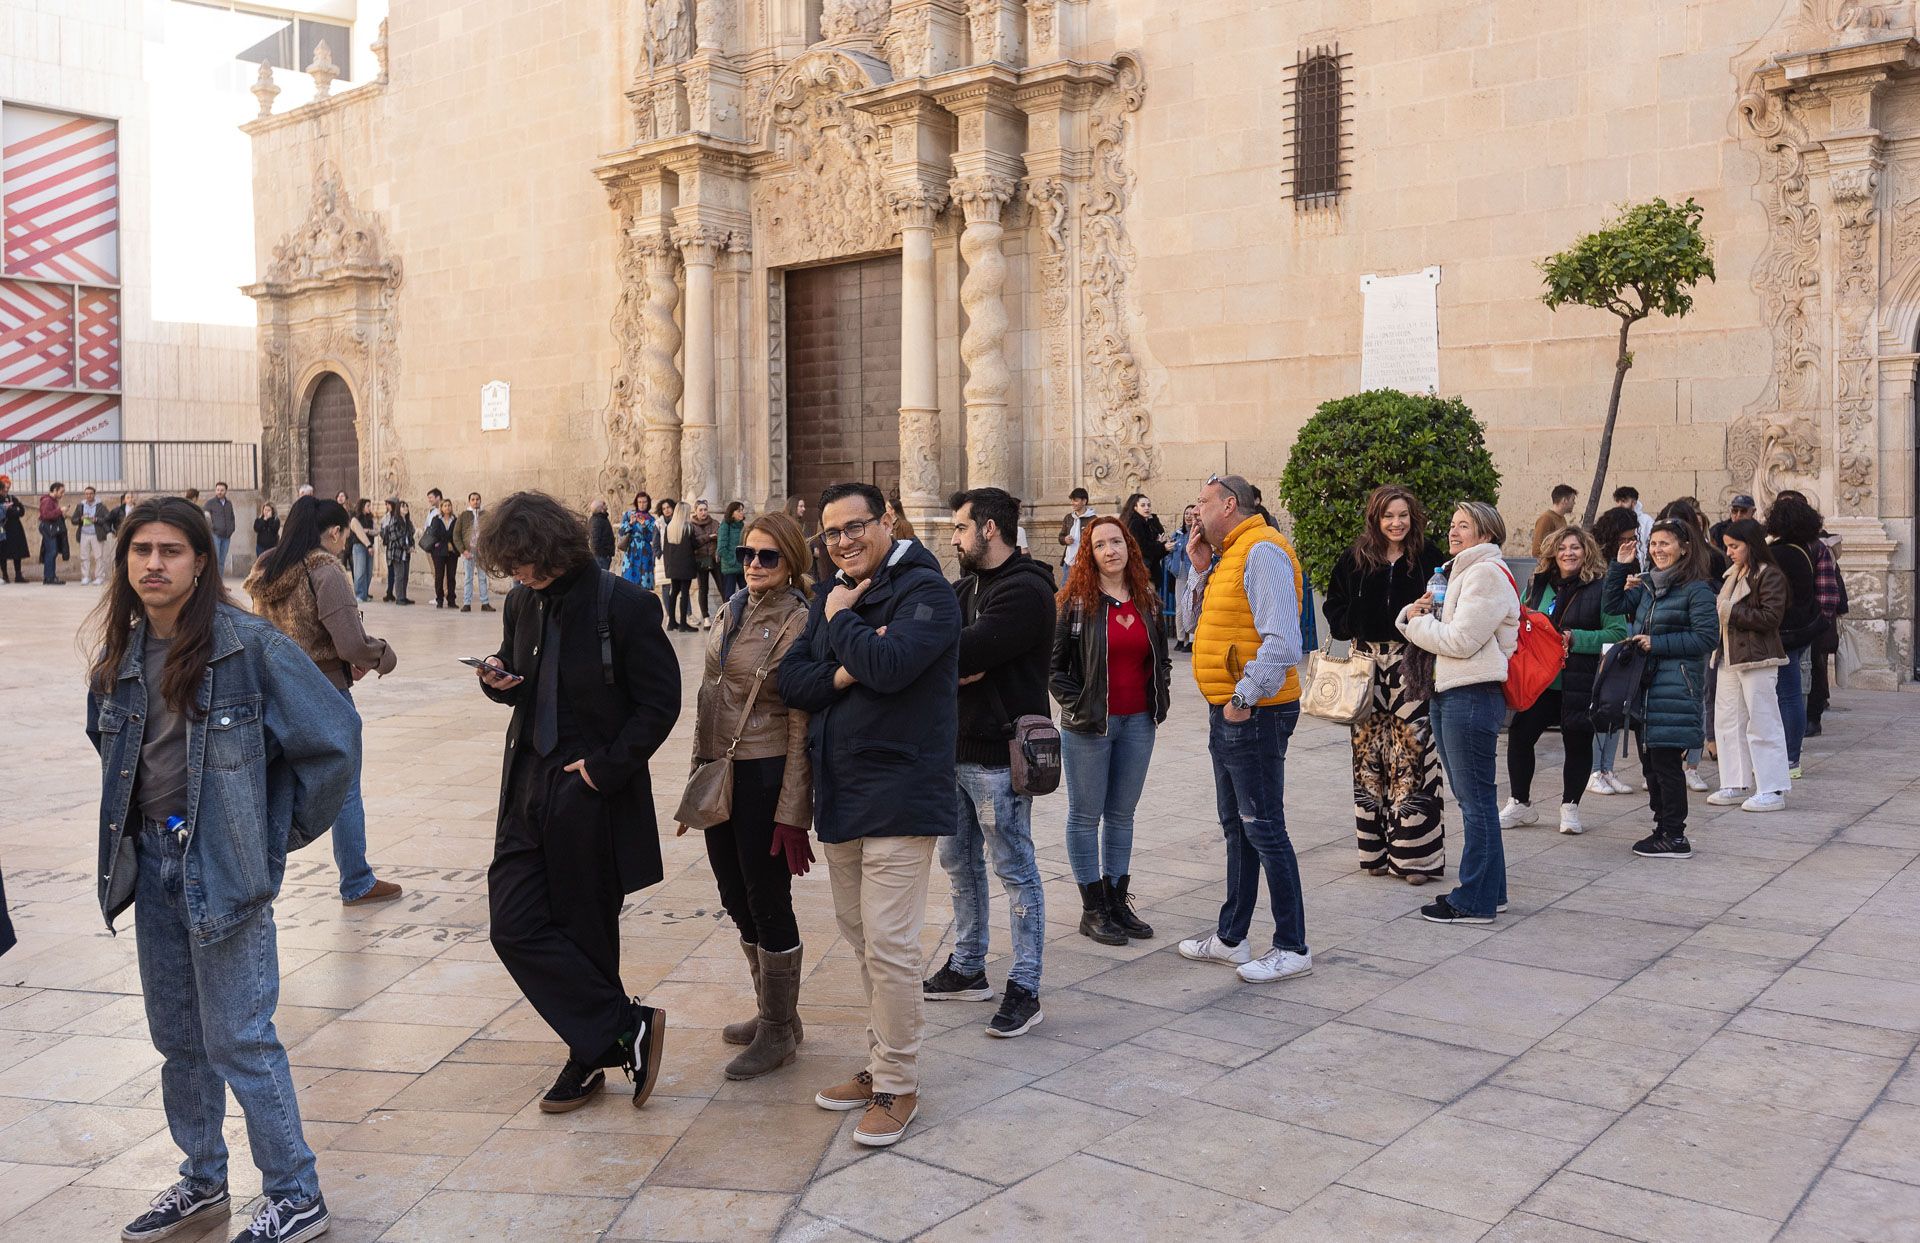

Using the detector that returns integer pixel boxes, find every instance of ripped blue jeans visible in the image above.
[940,764,1045,994]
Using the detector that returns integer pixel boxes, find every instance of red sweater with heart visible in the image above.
[1107,599,1151,716]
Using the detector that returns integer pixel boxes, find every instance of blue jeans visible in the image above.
[1777,644,1809,765]
[135,823,319,1201]
[1208,701,1308,954]
[463,555,490,606]
[1062,713,1156,885]
[213,534,231,576]
[331,686,377,901]
[1429,682,1506,918]
[350,542,373,600]
[941,764,1045,994]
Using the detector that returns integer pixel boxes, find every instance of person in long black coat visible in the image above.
[473,491,681,1113]
[0,480,27,582]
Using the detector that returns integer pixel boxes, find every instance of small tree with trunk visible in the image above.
[1539,196,1715,526]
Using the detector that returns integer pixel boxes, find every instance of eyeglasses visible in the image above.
[821,518,875,546]
[741,547,783,568]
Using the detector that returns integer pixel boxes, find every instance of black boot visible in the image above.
[1078,881,1128,946]
[1105,875,1155,940]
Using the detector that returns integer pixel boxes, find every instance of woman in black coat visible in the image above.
[1122,492,1168,586]
[1323,485,1448,883]
[0,479,27,582]
[1766,493,1824,776]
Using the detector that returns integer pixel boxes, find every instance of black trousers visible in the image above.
[431,552,457,605]
[1506,690,1594,806]
[666,578,692,626]
[1638,743,1689,838]
[489,746,630,1064]
[703,756,799,952]
[695,564,725,619]
[1808,647,1831,725]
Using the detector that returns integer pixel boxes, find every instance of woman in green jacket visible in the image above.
[1501,526,1626,836]
[717,502,747,598]
[1601,518,1720,860]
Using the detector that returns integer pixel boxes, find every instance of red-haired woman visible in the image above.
[1323,485,1447,884]
[1050,515,1171,944]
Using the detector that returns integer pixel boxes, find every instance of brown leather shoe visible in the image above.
[853,1091,918,1147]
[343,879,403,906]
[814,1070,873,1111]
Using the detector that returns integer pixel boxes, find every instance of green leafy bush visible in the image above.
[1276,389,1501,590]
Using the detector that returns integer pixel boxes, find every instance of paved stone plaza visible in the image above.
[2,583,1918,1242]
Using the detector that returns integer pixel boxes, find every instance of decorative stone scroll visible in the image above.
[751,50,897,268]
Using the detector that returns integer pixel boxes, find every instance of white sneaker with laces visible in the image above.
[1237,948,1312,983]
[1684,766,1710,792]
[1177,933,1251,966]
[1608,772,1641,795]
[1559,803,1584,834]
[1586,772,1616,797]
[1706,787,1747,807]
[1498,799,1538,829]
[1742,791,1786,813]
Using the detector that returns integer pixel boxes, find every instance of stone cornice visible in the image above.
[594,133,755,195]
[1760,34,1920,95]
[240,79,385,136]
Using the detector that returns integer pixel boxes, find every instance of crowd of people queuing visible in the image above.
[58,458,1857,1243]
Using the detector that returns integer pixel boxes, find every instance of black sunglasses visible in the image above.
[741,547,784,568]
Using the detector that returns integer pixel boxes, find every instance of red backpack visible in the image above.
[1494,563,1565,711]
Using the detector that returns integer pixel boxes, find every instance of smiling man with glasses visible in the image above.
[778,480,962,1148]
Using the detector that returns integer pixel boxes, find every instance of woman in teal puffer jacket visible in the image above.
[1602,517,1720,861]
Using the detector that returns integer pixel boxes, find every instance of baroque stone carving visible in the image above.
[306,39,339,98]
[263,163,398,287]
[695,0,733,49]
[251,61,279,119]
[644,0,694,74]
[1024,176,1073,453]
[372,18,389,84]
[822,0,892,45]
[951,173,1018,485]
[882,9,930,79]
[1831,161,1881,513]
[1029,1,1060,61]
[966,0,1005,64]
[765,271,788,506]
[600,210,652,500]
[638,233,685,499]
[1725,414,1822,509]
[1080,52,1158,493]
[751,51,896,268]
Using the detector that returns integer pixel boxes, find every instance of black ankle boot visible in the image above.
[1078,881,1128,946]
[1105,875,1155,939]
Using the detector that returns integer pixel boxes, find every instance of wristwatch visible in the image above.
[1229,692,1252,712]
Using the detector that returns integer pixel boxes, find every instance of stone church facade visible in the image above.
[245,1,1919,686]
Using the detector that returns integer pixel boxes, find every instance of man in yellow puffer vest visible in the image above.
[1173,474,1313,985]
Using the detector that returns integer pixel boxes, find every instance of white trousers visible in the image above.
[79,534,105,583]
[1714,662,1791,795]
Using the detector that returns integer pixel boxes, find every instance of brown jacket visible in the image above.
[1530,508,1567,560]
[246,548,398,690]
[692,586,812,827]
[1716,562,1789,671]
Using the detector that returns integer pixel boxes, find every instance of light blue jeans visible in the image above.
[350,541,373,600]
[941,764,1045,994]
[135,822,319,1201]
[331,685,377,901]
[212,534,231,576]
[1062,713,1156,885]
[463,554,491,606]
[1429,682,1507,919]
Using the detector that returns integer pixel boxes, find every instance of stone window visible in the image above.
[1287,46,1350,208]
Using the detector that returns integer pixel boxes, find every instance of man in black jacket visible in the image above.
[473,491,680,1113]
[779,480,960,1149]
[922,488,1055,1039]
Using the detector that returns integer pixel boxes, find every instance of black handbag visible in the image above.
[1588,642,1650,733]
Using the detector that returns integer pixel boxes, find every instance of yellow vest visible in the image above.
[1193,516,1304,706]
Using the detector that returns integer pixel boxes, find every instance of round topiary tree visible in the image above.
[1276,389,1502,590]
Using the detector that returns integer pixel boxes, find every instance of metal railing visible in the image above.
[0,440,259,494]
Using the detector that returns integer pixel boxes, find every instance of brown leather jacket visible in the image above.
[245,548,398,690]
[1716,562,1789,671]
[692,586,812,827]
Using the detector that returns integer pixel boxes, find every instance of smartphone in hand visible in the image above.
[458,657,492,669]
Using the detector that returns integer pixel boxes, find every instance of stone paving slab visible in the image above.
[3,583,1919,1240]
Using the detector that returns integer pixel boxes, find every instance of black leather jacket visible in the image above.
[1049,593,1172,735]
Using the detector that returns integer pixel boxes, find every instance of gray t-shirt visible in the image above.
[136,633,190,824]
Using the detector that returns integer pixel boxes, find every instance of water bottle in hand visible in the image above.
[1428,566,1449,609]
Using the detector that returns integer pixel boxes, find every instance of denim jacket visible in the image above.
[88,603,359,945]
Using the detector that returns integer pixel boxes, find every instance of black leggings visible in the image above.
[432,552,457,605]
[1506,689,1594,806]
[695,564,725,620]
[666,578,693,626]
[703,756,798,952]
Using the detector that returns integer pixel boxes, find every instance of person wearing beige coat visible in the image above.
[1707,518,1792,812]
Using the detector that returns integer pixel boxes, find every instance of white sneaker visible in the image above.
[1559,803,1584,834]
[1789,765,1803,781]
[1237,948,1312,983]
[1498,799,1539,829]
[1177,933,1252,966]
[1706,787,1747,807]
[1684,766,1710,792]
[1586,772,1616,797]
[1612,773,1643,795]
[1742,791,1786,813]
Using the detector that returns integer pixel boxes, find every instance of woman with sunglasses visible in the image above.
[682,511,817,1080]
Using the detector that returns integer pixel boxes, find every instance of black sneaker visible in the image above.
[611,999,666,1109]
[1419,896,1494,925]
[230,1193,327,1243]
[985,982,1043,1038]
[923,960,993,1001]
[122,1180,229,1241]
[538,1058,606,1113]
[1633,833,1693,859]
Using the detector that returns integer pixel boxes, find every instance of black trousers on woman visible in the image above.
[431,552,458,605]
[1505,689,1595,806]
[703,756,798,952]
[1638,743,1690,838]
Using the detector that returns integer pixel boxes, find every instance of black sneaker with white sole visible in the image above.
[985,982,1043,1038]
[122,1180,229,1241]
[229,1193,328,1243]
[1633,833,1693,859]
[923,959,993,1001]
[1419,896,1495,925]
[539,1058,606,1113]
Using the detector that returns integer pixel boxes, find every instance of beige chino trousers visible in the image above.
[821,834,936,1096]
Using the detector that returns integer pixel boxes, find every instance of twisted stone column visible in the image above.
[674,224,727,505]
[887,185,948,513]
[949,173,1018,489]
[637,232,684,500]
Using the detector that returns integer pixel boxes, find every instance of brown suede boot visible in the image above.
[723,944,802,1081]
[722,938,804,1048]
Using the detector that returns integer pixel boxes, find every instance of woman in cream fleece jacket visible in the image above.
[1397,502,1519,925]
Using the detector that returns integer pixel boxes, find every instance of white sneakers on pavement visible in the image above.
[1706,787,1747,807]
[1177,933,1252,966]
[1498,799,1539,829]
[1742,791,1787,813]
[1684,766,1711,792]
[1237,949,1312,983]
[1559,803,1584,834]
[1585,772,1616,797]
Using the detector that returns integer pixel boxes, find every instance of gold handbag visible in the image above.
[1301,641,1377,725]
[674,610,804,830]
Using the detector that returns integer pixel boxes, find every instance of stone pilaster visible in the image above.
[887,183,950,515]
[674,223,728,506]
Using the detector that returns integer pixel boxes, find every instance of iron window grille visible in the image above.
[1285,45,1352,209]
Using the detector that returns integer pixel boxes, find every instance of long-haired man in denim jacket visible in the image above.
[87,497,358,1243]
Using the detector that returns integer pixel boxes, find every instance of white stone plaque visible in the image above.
[480,379,510,431]
[1360,266,1442,394]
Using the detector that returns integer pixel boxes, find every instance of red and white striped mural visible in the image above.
[0,279,74,388]
[2,106,119,284]
[0,389,117,466]
[76,286,119,390]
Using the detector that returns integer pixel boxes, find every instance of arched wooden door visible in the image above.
[307,373,359,500]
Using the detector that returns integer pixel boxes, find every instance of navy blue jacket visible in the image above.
[1601,561,1719,750]
[778,538,961,843]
